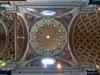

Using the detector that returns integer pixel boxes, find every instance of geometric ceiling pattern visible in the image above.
[0,6,100,69]
[0,14,15,61]
[24,9,73,65]
[69,8,100,67]
[30,18,67,56]
[0,19,6,60]
[0,13,27,61]
[24,9,73,67]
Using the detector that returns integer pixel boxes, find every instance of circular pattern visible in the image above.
[35,24,61,50]
[30,18,67,56]
[69,9,100,66]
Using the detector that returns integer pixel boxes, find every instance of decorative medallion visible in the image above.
[30,18,67,56]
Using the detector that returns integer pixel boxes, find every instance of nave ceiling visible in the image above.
[0,2,100,70]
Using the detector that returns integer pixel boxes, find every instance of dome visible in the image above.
[30,18,67,56]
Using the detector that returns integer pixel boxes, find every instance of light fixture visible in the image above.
[41,10,56,16]
[41,58,56,65]
[26,8,35,11]
[46,35,50,39]
[56,63,62,69]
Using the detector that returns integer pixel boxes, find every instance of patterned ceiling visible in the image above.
[69,8,100,67]
[30,18,67,56]
[0,14,27,61]
[0,20,6,59]
[0,6,100,69]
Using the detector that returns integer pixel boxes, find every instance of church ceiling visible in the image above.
[69,8,100,67]
[0,18,6,59]
[0,13,28,61]
[0,14,15,61]
[23,8,73,67]
[0,6,100,69]
[26,8,73,18]
[16,16,28,61]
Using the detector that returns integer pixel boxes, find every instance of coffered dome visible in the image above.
[30,18,67,56]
